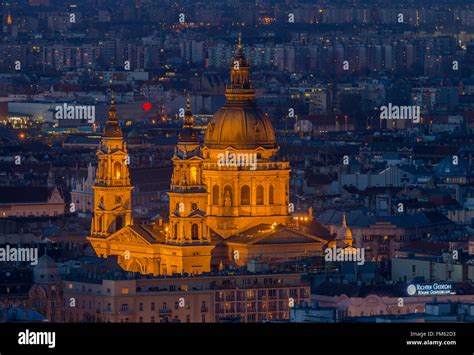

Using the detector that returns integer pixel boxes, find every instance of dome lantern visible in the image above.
[204,35,276,150]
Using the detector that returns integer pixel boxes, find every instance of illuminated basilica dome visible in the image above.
[204,35,276,150]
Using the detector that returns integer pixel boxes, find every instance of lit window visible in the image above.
[190,167,197,185]
[114,162,121,179]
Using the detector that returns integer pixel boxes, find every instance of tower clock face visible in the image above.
[115,195,122,205]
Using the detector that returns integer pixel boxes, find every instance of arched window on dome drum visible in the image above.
[256,185,264,205]
[269,185,274,205]
[240,185,250,205]
[174,223,178,239]
[212,185,220,205]
[191,224,199,240]
[114,162,122,180]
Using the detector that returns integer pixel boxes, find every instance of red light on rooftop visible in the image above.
[143,102,152,111]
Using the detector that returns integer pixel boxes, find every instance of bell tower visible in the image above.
[91,98,133,237]
[168,95,209,244]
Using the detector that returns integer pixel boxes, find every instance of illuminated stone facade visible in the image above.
[88,38,327,276]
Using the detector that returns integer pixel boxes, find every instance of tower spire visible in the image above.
[108,95,116,122]
[179,93,197,142]
[186,94,191,111]
[184,94,193,127]
[103,94,122,137]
